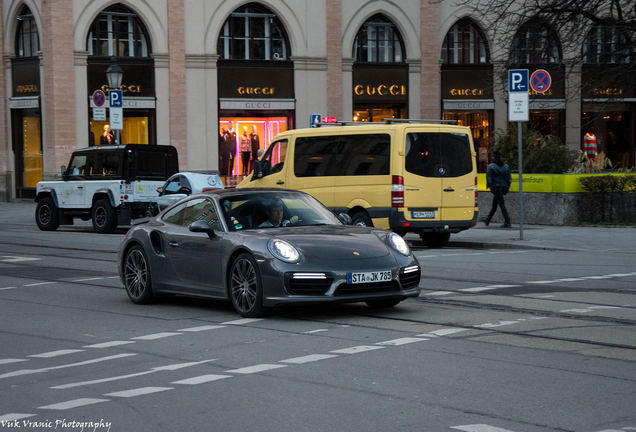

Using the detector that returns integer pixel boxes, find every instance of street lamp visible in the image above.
[105,57,123,144]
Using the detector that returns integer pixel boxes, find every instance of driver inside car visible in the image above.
[258,199,298,227]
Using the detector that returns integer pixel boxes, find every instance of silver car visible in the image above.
[155,172,224,212]
[118,188,421,317]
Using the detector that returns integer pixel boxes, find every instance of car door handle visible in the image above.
[276,181,284,185]
[77,186,83,189]
[443,188,454,192]
[169,242,179,248]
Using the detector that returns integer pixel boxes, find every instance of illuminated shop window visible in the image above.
[217,5,290,60]
[510,19,561,64]
[442,19,489,64]
[16,6,39,57]
[87,6,150,57]
[353,15,404,63]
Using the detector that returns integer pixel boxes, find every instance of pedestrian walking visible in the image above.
[482,151,512,228]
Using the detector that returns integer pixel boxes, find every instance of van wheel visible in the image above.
[92,199,118,234]
[420,232,450,248]
[36,197,60,231]
[352,212,373,227]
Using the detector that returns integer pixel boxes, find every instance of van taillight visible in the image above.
[392,175,404,207]
[474,176,478,207]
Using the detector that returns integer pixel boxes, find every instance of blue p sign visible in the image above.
[508,69,529,93]
[109,90,123,108]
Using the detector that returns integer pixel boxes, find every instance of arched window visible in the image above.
[583,24,631,64]
[87,5,150,57]
[16,6,39,57]
[217,4,290,60]
[442,19,489,64]
[510,19,561,64]
[353,15,404,63]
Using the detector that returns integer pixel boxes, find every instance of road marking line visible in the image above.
[0,413,37,421]
[29,349,85,358]
[0,359,29,365]
[104,387,173,398]
[376,337,428,346]
[132,332,182,340]
[330,346,385,355]
[0,287,17,291]
[554,278,584,282]
[280,354,339,364]
[1,256,40,263]
[178,325,226,332]
[451,424,516,432]
[527,280,555,284]
[605,273,636,277]
[476,321,520,328]
[171,375,232,385]
[460,287,498,292]
[38,398,109,410]
[84,341,135,348]
[71,277,104,282]
[581,275,611,279]
[51,360,216,389]
[417,329,468,338]
[23,282,56,287]
[422,291,454,296]
[304,329,329,334]
[226,364,287,374]
[0,354,136,380]
[221,318,264,325]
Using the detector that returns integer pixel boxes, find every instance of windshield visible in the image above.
[220,191,341,231]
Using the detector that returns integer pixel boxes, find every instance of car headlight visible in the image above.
[268,239,300,263]
[389,233,410,255]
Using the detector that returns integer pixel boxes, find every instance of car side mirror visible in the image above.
[61,165,66,175]
[156,186,165,195]
[338,213,352,225]
[253,160,263,179]
[189,220,216,238]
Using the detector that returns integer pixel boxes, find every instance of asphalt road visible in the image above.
[0,204,635,432]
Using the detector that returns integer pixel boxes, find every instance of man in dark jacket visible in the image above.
[482,151,512,228]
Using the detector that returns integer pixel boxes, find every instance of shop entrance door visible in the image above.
[12,108,42,199]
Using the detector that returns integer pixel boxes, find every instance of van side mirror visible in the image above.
[189,220,216,238]
[253,160,263,179]
[338,213,352,225]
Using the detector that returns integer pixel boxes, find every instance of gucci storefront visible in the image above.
[217,61,295,185]
[352,64,408,122]
[10,58,42,199]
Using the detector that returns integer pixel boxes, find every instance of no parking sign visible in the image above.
[530,69,552,93]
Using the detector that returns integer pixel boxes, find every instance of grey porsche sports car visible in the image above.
[117,188,421,317]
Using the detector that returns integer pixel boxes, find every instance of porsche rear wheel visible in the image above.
[124,244,154,304]
[229,253,266,318]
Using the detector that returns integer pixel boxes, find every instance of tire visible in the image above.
[229,253,266,318]
[366,299,401,308]
[351,211,373,227]
[123,244,154,304]
[35,197,60,231]
[92,198,118,234]
[420,232,451,248]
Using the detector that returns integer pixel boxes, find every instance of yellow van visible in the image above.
[238,120,478,247]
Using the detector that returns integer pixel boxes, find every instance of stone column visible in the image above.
[0,0,10,201]
[420,0,440,119]
[41,0,76,175]
[326,0,342,120]
[565,61,582,153]
[168,0,187,169]
[492,60,509,134]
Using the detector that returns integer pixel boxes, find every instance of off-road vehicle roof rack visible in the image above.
[312,118,458,127]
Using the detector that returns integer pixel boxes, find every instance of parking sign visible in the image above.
[508,69,529,93]
[109,90,123,108]
[508,69,529,122]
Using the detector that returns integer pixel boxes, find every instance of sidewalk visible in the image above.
[3,200,635,253]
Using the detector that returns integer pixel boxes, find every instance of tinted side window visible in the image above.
[67,155,87,177]
[162,198,219,229]
[405,133,472,177]
[90,153,123,179]
[337,134,390,176]
[136,151,167,179]
[294,136,339,177]
[261,140,287,177]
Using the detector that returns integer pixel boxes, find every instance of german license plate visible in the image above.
[412,211,435,219]
[347,271,391,284]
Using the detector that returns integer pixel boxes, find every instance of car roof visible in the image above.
[72,144,178,155]
[202,187,307,199]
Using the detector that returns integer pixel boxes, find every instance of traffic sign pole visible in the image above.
[508,69,528,240]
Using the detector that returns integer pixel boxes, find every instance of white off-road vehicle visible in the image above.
[35,144,179,233]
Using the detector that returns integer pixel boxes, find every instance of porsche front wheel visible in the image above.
[229,253,266,318]
[124,244,154,304]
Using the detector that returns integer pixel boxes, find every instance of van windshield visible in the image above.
[405,132,473,178]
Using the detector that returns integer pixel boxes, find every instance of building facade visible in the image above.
[1,0,634,200]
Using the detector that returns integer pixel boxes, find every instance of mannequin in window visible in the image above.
[239,126,251,176]
[583,126,597,161]
[100,125,114,145]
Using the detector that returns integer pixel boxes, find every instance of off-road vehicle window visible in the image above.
[137,150,177,179]
[68,155,87,176]
[405,132,472,178]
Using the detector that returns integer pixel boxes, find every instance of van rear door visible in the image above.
[438,131,476,221]
[402,129,443,222]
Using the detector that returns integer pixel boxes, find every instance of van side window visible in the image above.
[294,134,390,177]
[405,133,472,178]
[261,140,288,177]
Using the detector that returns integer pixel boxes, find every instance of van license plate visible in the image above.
[347,271,391,284]
[412,211,435,219]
